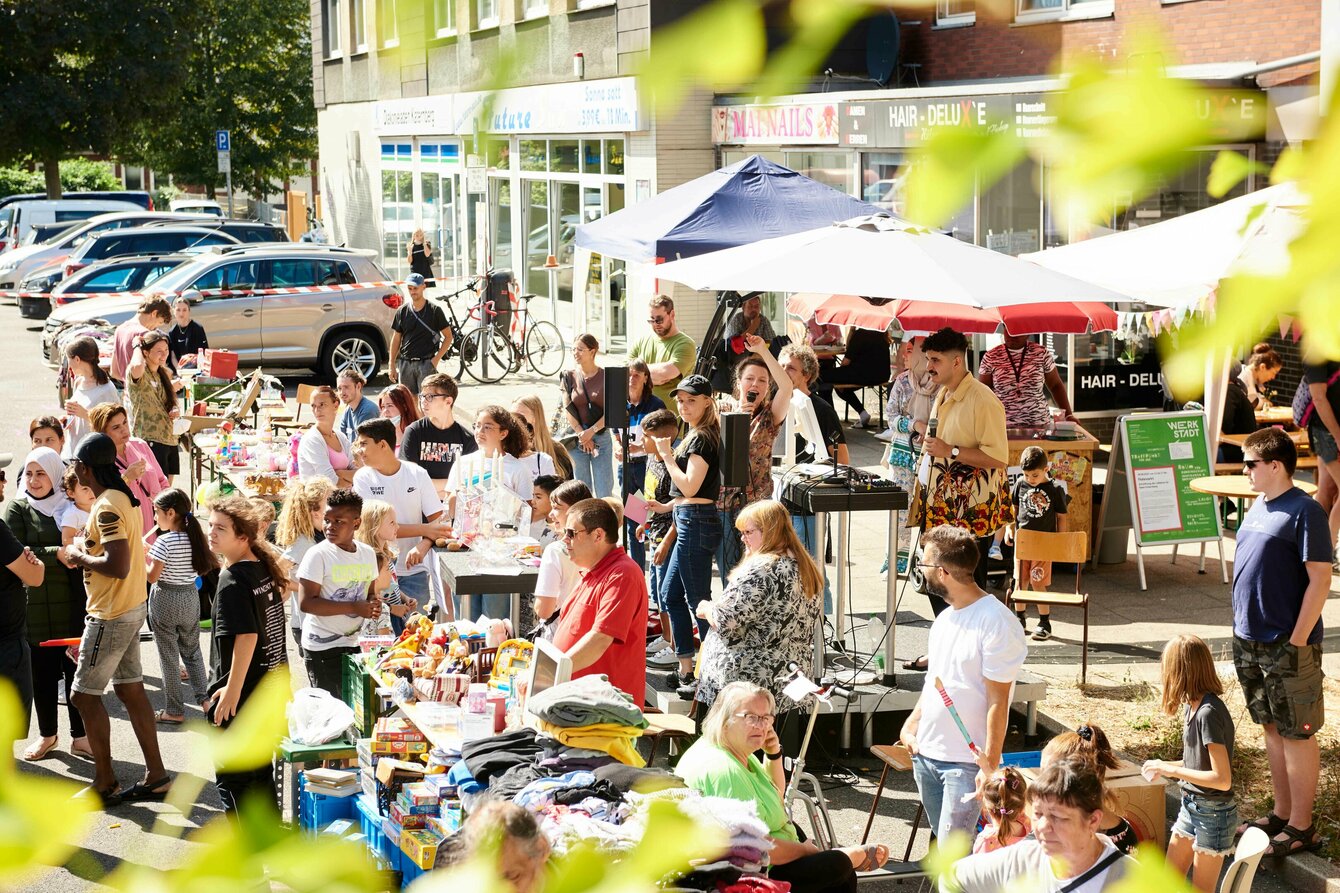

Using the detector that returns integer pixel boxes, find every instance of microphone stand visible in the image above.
[621,422,632,556]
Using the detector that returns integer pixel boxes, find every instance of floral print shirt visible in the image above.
[717,396,780,510]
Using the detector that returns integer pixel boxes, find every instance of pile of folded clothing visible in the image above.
[527,675,650,768]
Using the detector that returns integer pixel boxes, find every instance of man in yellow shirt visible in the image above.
[58,433,167,806]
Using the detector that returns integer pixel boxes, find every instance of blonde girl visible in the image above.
[274,478,334,643]
[355,499,411,629]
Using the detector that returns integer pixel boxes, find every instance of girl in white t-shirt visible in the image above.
[445,406,537,515]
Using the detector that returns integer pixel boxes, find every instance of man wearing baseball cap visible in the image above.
[389,273,453,396]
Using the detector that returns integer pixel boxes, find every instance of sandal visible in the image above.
[1238,813,1287,838]
[902,655,929,672]
[70,738,94,759]
[22,736,59,761]
[73,783,124,807]
[854,844,891,871]
[1267,824,1323,858]
[121,776,173,803]
[155,710,185,725]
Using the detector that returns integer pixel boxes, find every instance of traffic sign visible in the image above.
[217,151,231,174]
[216,130,231,152]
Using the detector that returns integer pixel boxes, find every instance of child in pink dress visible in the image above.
[973,766,1031,854]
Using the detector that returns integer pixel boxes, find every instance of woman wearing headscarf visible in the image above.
[5,448,86,760]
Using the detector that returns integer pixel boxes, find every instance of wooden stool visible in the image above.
[277,738,358,824]
[642,709,696,765]
[861,743,924,863]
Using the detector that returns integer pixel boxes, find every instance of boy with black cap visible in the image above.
[57,433,168,805]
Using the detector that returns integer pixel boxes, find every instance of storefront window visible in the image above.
[604,140,624,175]
[555,182,580,316]
[487,139,510,172]
[582,141,602,173]
[519,140,547,172]
[525,180,552,301]
[979,162,1040,255]
[860,152,911,216]
[785,152,854,195]
[381,167,413,280]
[492,178,513,275]
[552,140,579,173]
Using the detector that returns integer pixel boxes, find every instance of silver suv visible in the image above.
[43,245,402,382]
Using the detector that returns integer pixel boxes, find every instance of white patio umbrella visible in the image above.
[653,214,1133,307]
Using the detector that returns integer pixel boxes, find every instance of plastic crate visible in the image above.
[299,776,359,831]
[401,861,426,888]
[345,653,381,735]
[1000,751,1043,769]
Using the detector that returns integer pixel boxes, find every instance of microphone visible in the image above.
[926,418,938,440]
[745,389,760,405]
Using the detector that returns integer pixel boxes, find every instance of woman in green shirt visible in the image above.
[676,682,888,893]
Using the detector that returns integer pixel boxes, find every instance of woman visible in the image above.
[407,228,435,286]
[88,402,169,534]
[676,682,884,893]
[694,500,823,709]
[63,337,119,459]
[8,447,89,761]
[716,334,792,582]
[530,479,592,637]
[643,374,722,692]
[880,337,940,565]
[29,416,66,454]
[297,386,356,486]
[978,334,1075,429]
[378,383,421,450]
[1042,723,1139,854]
[508,397,559,480]
[205,496,289,815]
[457,801,551,893]
[611,360,665,569]
[561,334,613,497]
[126,331,181,481]
[512,395,574,481]
[948,757,1135,893]
[447,406,536,505]
[1239,342,1282,408]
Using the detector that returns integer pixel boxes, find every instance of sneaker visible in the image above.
[874,428,895,443]
[645,635,668,655]
[647,646,678,668]
[858,410,872,428]
[676,679,699,700]
[988,542,1004,561]
[663,669,694,689]
[1032,623,1053,641]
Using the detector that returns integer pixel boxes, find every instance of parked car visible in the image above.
[0,190,153,211]
[0,211,211,290]
[61,225,240,279]
[21,222,80,247]
[147,217,288,243]
[43,246,401,382]
[168,198,224,217]
[15,254,193,320]
[0,199,142,254]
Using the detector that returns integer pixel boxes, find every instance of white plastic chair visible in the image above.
[1218,827,1269,893]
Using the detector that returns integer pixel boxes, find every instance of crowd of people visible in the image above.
[0,286,1331,893]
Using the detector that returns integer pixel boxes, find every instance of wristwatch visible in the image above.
[765,750,783,761]
[950,446,961,460]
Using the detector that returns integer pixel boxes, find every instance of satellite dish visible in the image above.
[866,12,900,86]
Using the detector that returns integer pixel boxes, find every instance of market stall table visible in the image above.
[1219,430,1309,452]
[1255,406,1294,426]
[437,547,538,624]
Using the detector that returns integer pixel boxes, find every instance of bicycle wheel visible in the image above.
[459,326,517,384]
[525,320,566,377]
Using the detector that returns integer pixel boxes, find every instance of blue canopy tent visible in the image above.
[575,154,884,263]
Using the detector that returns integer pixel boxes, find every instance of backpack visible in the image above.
[1292,365,1340,428]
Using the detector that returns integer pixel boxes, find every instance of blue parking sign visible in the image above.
[216,130,230,152]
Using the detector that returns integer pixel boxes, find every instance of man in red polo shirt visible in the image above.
[553,499,647,701]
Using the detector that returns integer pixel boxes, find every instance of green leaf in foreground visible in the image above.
[904,127,1026,229]
[1207,150,1269,198]
[1109,842,1196,893]
[639,0,766,114]
[0,681,96,884]
[201,669,292,773]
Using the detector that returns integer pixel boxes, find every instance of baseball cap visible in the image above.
[406,273,426,287]
[670,374,712,397]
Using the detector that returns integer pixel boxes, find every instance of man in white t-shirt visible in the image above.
[297,488,380,696]
[353,418,450,623]
[947,757,1134,893]
[899,524,1027,843]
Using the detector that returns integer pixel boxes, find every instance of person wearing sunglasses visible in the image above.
[677,681,889,891]
[551,498,646,700]
[629,294,697,416]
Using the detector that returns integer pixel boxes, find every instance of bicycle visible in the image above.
[455,272,566,383]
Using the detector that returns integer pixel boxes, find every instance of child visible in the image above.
[59,467,93,546]
[1144,635,1237,893]
[974,766,1030,854]
[529,475,561,545]
[145,488,218,724]
[355,499,413,635]
[639,409,679,669]
[1041,721,1139,853]
[1004,445,1068,640]
[248,495,278,542]
[296,488,381,696]
[274,478,334,646]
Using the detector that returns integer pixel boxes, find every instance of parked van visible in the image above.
[169,198,225,217]
[0,200,141,254]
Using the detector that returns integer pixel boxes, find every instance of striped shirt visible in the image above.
[979,342,1057,428]
[149,530,199,586]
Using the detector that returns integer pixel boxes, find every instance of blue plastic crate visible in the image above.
[1000,750,1043,769]
[299,777,359,832]
[401,860,426,888]
[356,796,385,849]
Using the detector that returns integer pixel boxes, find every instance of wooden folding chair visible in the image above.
[1010,529,1091,683]
[271,382,318,434]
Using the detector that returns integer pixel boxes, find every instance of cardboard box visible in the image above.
[1022,758,1167,847]
[374,716,426,744]
[389,801,429,829]
[200,349,239,379]
[401,829,444,869]
[371,738,428,755]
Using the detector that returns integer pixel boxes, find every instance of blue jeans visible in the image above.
[393,570,433,635]
[716,506,741,586]
[912,753,981,843]
[570,429,614,497]
[791,513,833,615]
[663,504,722,658]
[618,458,648,570]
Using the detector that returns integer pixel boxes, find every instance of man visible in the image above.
[723,294,776,369]
[167,295,208,369]
[553,498,647,700]
[0,515,44,743]
[336,370,379,443]
[978,334,1076,429]
[353,418,451,620]
[57,434,169,804]
[399,372,477,483]
[629,295,697,413]
[110,297,172,385]
[1302,357,1340,548]
[899,525,1026,844]
[921,326,1009,596]
[389,273,453,395]
[1232,427,1330,856]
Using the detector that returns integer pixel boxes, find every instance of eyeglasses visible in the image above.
[916,562,943,571]
[648,316,668,325]
[561,527,587,541]
[739,526,762,538]
[732,711,774,728]
[474,422,500,433]
[1242,459,1269,470]
[420,393,449,402]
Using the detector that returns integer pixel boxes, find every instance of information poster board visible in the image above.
[1120,412,1221,545]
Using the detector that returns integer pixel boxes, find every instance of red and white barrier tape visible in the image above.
[0,280,410,301]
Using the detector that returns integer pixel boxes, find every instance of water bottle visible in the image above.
[865,615,886,664]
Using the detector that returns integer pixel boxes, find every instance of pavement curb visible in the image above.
[1031,708,1340,893]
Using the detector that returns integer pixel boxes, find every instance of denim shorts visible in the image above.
[1309,420,1339,464]
[72,601,148,695]
[1171,791,1239,855]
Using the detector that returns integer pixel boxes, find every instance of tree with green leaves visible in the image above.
[0,0,194,198]
[120,0,317,200]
